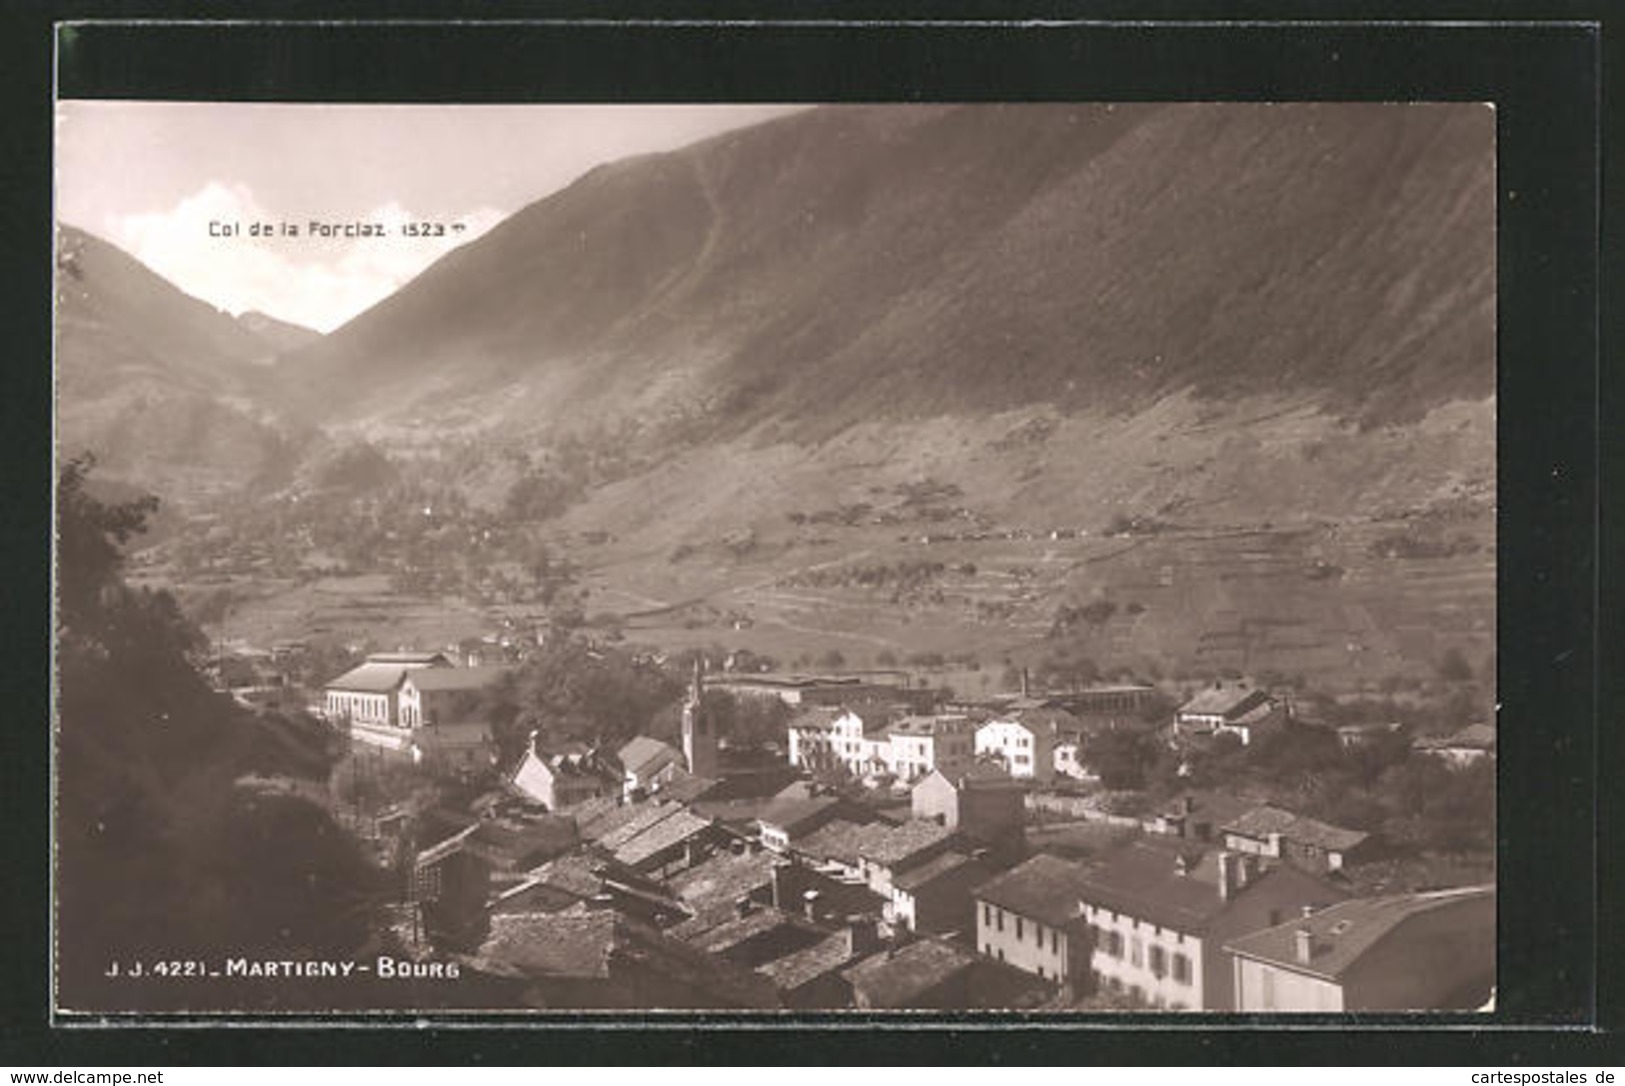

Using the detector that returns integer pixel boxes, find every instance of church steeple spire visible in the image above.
[682,655,719,777]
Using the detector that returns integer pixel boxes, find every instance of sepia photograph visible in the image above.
[54,98,1498,1017]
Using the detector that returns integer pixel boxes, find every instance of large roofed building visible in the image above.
[1174,680,1284,744]
[1225,885,1495,1011]
[323,652,498,767]
[1220,805,1373,873]
[1073,837,1348,1010]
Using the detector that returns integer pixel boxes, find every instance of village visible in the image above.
[280,640,1498,1013]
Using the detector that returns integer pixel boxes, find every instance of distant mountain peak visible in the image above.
[237,310,323,355]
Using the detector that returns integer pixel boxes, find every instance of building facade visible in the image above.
[972,854,1093,988]
[1075,840,1348,1010]
[1225,886,1495,1011]
[975,715,1056,781]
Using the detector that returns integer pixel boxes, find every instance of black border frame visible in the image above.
[4,8,1613,1066]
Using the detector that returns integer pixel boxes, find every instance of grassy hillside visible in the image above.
[56,225,319,501]
[275,103,1493,438]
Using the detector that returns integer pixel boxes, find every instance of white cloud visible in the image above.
[103,182,505,333]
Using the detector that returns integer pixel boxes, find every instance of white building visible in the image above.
[885,715,976,782]
[975,708,1076,781]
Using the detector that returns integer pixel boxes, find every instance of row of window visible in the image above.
[1094,927,1192,984]
[982,905,1063,955]
[1093,973,1187,1011]
[329,693,390,723]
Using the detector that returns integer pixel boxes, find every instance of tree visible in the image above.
[56,460,377,1009]
[1085,731,1157,791]
[57,454,159,629]
[487,637,683,759]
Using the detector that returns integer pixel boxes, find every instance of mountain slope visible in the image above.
[237,310,323,357]
[275,103,1494,438]
[56,225,314,500]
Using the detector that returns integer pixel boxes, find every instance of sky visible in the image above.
[55,102,805,332]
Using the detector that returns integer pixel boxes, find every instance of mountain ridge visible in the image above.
[270,103,1494,443]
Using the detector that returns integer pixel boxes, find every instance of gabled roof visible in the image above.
[476,911,619,980]
[669,847,778,916]
[465,815,580,871]
[690,795,781,828]
[618,735,685,779]
[983,706,1079,735]
[859,820,955,869]
[324,662,412,694]
[1158,790,1261,827]
[472,911,779,1008]
[686,907,815,956]
[915,763,1019,795]
[756,929,858,993]
[1222,805,1369,853]
[971,853,1094,929]
[786,706,846,732]
[414,822,480,868]
[893,851,991,894]
[404,665,511,692]
[613,808,716,868]
[361,651,452,667]
[573,795,635,840]
[596,804,683,852]
[888,714,972,737]
[793,819,892,868]
[489,855,604,916]
[1224,885,1494,981]
[841,938,977,1008]
[1178,684,1273,719]
[1073,838,1346,934]
[656,772,723,805]
[757,795,842,836]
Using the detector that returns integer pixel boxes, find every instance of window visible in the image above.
[1130,937,1143,968]
[997,948,1005,963]
[1016,917,1024,940]
[983,903,992,926]
[1051,930,1060,953]
[1148,945,1167,979]
[1037,966,1045,979]
[1172,952,1192,985]
[997,909,1004,932]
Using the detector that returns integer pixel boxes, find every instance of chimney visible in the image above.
[803,889,821,923]
[1295,928,1315,963]
[1174,854,1191,877]
[847,916,880,955]
[771,859,791,910]
[1181,795,1195,816]
[1217,851,1238,900]
[1020,668,1031,698]
[1301,904,1316,919]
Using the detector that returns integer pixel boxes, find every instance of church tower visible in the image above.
[681,657,720,778]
